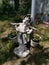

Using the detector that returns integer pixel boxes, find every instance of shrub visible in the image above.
[14,15,23,23]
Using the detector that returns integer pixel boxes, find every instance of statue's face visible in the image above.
[23,17,30,25]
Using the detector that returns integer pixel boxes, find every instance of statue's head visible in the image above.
[23,15,31,25]
[23,17,29,24]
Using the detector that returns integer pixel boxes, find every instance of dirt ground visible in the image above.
[2,46,49,65]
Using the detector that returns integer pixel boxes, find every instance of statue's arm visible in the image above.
[10,23,22,26]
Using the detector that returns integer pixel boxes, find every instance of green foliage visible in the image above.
[14,15,23,22]
[0,53,7,65]
[0,0,31,19]
[33,36,40,41]
[19,0,31,15]
[37,27,49,41]
[41,34,49,41]
[0,40,14,64]
[14,0,19,11]
[0,0,19,16]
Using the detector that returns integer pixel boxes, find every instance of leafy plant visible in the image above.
[14,15,23,22]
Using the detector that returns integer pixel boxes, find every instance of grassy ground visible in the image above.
[0,21,49,65]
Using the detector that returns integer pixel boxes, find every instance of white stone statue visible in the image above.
[11,16,37,57]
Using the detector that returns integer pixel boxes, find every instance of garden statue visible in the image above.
[10,0,44,57]
[11,16,38,57]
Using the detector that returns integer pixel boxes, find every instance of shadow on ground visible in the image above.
[21,47,49,65]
